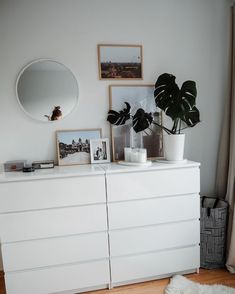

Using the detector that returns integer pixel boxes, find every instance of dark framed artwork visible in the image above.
[98,44,143,79]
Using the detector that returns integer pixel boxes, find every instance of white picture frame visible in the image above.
[90,138,111,164]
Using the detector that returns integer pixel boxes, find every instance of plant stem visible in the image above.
[172,119,178,134]
[152,121,173,134]
[178,119,181,134]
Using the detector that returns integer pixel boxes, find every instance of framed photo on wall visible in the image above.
[98,44,143,79]
[109,85,163,161]
[56,129,102,166]
[90,138,111,164]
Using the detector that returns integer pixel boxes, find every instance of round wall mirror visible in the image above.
[16,59,79,122]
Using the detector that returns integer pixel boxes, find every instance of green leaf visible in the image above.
[154,73,179,112]
[181,106,200,127]
[154,73,200,132]
[132,109,153,133]
[107,102,131,125]
[179,80,197,111]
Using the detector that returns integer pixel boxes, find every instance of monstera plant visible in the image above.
[107,72,200,161]
[154,73,200,134]
[107,73,200,135]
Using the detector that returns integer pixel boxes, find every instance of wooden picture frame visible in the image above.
[90,138,111,164]
[98,44,143,80]
[109,85,163,161]
[56,128,102,166]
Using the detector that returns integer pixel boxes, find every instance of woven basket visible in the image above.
[200,196,228,269]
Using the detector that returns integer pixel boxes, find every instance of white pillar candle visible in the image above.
[130,148,147,163]
[124,147,132,162]
[130,148,138,162]
[138,148,147,163]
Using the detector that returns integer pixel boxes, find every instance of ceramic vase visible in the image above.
[163,133,185,161]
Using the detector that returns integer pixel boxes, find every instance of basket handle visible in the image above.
[201,197,220,217]
[201,196,206,207]
[213,198,219,208]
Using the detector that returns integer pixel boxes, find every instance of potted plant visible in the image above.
[154,73,200,160]
[107,73,200,161]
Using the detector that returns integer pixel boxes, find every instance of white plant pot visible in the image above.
[163,133,185,161]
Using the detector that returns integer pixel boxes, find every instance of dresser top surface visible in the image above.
[102,160,200,174]
[0,164,105,183]
[0,160,200,183]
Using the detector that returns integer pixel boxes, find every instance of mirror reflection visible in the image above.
[16,60,78,122]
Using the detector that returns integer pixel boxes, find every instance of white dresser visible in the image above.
[0,165,110,294]
[105,162,200,287]
[0,161,200,293]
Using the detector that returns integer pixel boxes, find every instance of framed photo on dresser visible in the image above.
[90,138,111,164]
[56,129,102,166]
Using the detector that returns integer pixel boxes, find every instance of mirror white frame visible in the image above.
[16,59,79,122]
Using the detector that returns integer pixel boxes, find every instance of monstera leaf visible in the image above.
[107,102,131,125]
[181,106,200,127]
[154,73,200,132]
[179,81,199,127]
[132,108,153,133]
[154,73,179,114]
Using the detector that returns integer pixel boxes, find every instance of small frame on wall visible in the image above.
[56,129,102,166]
[98,44,143,79]
[90,138,111,164]
[109,85,163,161]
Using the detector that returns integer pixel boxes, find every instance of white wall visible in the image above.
[0,0,230,192]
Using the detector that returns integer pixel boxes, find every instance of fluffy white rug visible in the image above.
[165,275,235,294]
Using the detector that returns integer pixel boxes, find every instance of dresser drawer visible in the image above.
[5,260,110,294]
[0,204,107,242]
[111,246,200,284]
[2,232,109,272]
[106,167,199,202]
[0,175,105,212]
[108,194,199,230]
[109,220,200,257]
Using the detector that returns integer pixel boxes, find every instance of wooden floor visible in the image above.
[0,272,5,294]
[0,269,235,294]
